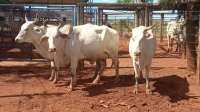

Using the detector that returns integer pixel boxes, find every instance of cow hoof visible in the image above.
[48,77,53,81]
[92,79,99,84]
[67,87,73,91]
[114,77,120,83]
[146,89,152,94]
[52,80,57,84]
[133,89,138,94]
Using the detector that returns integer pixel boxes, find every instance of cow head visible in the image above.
[131,24,156,57]
[15,13,42,43]
[40,20,71,53]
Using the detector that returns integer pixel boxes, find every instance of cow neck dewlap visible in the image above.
[32,39,53,60]
[56,37,66,53]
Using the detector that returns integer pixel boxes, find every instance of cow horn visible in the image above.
[144,24,156,31]
[58,21,62,29]
[32,13,38,24]
[43,19,48,27]
[25,13,28,22]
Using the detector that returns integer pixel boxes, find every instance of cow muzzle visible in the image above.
[15,38,21,43]
[134,52,141,56]
[49,48,56,53]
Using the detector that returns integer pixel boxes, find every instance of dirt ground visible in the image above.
[0,39,200,112]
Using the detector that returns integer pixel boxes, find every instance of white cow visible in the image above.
[15,15,100,84]
[128,25,157,94]
[166,18,185,54]
[15,15,63,83]
[40,23,120,91]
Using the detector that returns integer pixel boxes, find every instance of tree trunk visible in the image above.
[186,4,199,72]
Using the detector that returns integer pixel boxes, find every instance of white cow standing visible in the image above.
[166,18,185,54]
[128,25,157,94]
[15,15,63,83]
[40,23,120,91]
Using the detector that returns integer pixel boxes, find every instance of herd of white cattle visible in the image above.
[14,14,184,94]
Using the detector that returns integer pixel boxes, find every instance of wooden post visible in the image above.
[134,12,137,27]
[98,8,103,25]
[197,18,200,85]
[186,4,198,73]
[104,14,108,23]
[182,26,187,59]
[145,6,149,26]
[77,4,84,25]
[76,4,84,69]
[160,13,164,42]
[186,4,197,73]
[140,9,145,26]
[80,4,84,25]
[135,11,139,27]
[148,8,153,26]
[77,4,80,25]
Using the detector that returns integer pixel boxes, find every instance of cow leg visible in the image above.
[68,59,78,91]
[133,63,140,94]
[52,67,59,84]
[169,37,174,54]
[175,42,178,52]
[92,59,106,83]
[167,35,171,53]
[49,61,59,84]
[49,61,55,81]
[110,55,119,82]
[145,64,152,94]
[92,60,101,80]
[176,42,181,53]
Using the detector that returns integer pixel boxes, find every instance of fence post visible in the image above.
[77,4,84,25]
[148,8,153,26]
[160,13,164,42]
[98,8,103,25]
[135,11,139,27]
[197,18,200,85]
[145,6,149,26]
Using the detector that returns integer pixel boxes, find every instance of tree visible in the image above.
[79,0,89,2]
[0,0,11,4]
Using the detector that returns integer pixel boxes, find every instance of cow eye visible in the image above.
[131,38,135,41]
[25,28,29,31]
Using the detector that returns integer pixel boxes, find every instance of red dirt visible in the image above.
[0,39,200,112]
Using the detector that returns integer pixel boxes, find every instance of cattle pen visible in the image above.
[0,0,200,111]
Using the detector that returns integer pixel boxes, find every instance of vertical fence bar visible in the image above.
[76,4,80,25]
[145,6,149,26]
[98,8,103,25]
[197,17,200,85]
[160,13,164,42]
[94,9,97,25]
[73,6,76,26]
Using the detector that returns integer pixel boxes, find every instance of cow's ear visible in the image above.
[34,27,41,33]
[59,34,70,39]
[145,33,151,38]
[39,35,48,44]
